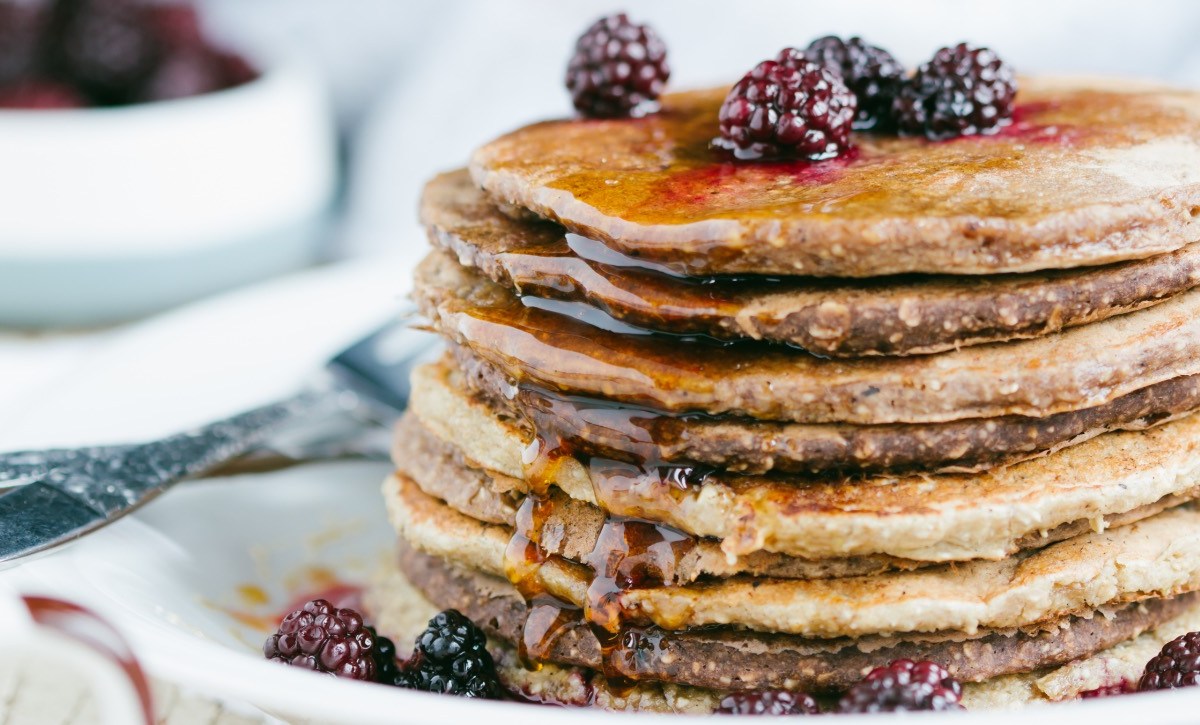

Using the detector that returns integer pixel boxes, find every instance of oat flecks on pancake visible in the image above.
[393,409,1197,580]
[415,249,1200,424]
[383,74,1200,711]
[470,79,1200,277]
[407,360,1200,562]
[364,537,1200,710]
[384,470,1200,639]
[392,536,1196,693]
[422,169,1200,357]
[456,345,1200,477]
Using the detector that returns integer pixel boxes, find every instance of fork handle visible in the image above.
[2,385,347,515]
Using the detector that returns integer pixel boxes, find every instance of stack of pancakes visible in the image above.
[367,77,1200,712]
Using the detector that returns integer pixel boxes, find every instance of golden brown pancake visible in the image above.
[454,348,1200,476]
[365,548,1200,711]
[415,250,1200,424]
[393,541,1196,693]
[392,411,1199,580]
[409,360,1200,562]
[424,169,1200,357]
[386,469,1200,638]
[471,79,1200,277]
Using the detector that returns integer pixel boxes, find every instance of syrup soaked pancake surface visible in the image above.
[415,250,1200,424]
[386,470,1200,639]
[392,410,1200,579]
[457,349,1200,476]
[424,170,1200,357]
[367,551,1200,710]
[390,541,1197,693]
[471,78,1200,277]
[408,362,1200,562]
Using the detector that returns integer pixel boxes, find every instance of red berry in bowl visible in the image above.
[139,50,223,102]
[1139,631,1200,691]
[264,599,383,682]
[143,3,205,49]
[715,48,857,161]
[566,13,669,119]
[0,2,51,86]
[48,0,163,105]
[215,51,258,88]
[892,43,1017,140]
[0,80,84,109]
[717,689,819,715]
[837,659,964,713]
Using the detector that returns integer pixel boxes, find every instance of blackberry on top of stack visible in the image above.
[369,14,1200,713]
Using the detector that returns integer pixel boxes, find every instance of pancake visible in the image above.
[455,351,1200,476]
[423,169,1200,357]
[392,541,1196,693]
[365,544,1200,710]
[386,470,1200,638]
[409,360,1200,562]
[388,442,920,581]
[416,250,1200,424]
[364,554,725,714]
[392,412,1197,579]
[470,78,1200,278]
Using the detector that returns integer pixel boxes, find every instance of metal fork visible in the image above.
[0,319,436,565]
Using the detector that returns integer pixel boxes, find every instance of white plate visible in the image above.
[3,258,1200,723]
[6,461,1200,725]
[6,462,619,725]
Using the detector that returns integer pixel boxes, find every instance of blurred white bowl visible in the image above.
[0,54,337,327]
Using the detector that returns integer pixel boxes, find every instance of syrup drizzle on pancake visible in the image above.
[472,82,1200,277]
[502,403,711,691]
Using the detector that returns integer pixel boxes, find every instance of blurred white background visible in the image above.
[198,0,1200,259]
[5,0,1200,433]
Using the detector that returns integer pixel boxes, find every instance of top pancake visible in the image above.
[422,170,1200,357]
[471,77,1200,278]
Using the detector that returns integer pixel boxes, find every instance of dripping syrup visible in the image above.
[504,411,704,692]
[503,493,582,668]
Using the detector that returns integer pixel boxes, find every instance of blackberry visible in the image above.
[1139,631,1200,691]
[893,43,1016,140]
[263,599,381,682]
[715,48,857,161]
[716,689,820,715]
[367,626,404,687]
[48,0,163,105]
[403,609,501,698]
[566,13,669,118]
[836,659,964,713]
[804,35,904,131]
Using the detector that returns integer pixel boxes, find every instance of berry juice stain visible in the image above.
[209,569,364,635]
[24,596,155,725]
